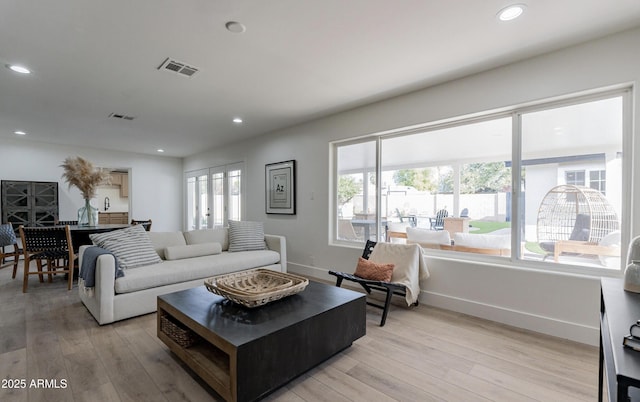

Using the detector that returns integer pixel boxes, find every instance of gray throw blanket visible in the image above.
[80,246,123,288]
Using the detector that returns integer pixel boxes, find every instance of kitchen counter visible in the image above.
[98,212,129,224]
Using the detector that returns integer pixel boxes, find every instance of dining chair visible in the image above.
[0,223,21,279]
[337,219,359,241]
[18,225,76,292]
[55,219,79,226]
[131,219,152,231]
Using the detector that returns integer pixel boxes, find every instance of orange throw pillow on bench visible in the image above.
[354,257,395,282]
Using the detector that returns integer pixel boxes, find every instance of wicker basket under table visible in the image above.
[160,314,198,348]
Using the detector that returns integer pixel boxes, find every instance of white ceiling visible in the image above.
[2,0,640,158]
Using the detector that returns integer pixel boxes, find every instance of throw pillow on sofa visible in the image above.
[228,220,266,252]
[183,228,229,250]
[90,224,162,269]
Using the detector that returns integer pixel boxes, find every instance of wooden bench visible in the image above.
[553,240,619,263]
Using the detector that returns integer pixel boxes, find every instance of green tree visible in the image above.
[393,163,509,194]
[438,168,454,193]
[393,168,436,192]
[337,175,360,205]
[460,162,511,193]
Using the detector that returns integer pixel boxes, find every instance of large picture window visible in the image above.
[335,140,378,242]
[331,90,628,272]
[520,96,623,269]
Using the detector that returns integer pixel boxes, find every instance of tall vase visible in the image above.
[78,199,99,226]
[624,261,640,293]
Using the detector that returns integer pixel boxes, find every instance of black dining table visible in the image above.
[57,224,132,249]
[350,219,388,241]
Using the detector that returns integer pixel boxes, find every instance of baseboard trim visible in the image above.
[422,290,599,346]
[289,262,599,346]
[289,263,331,280]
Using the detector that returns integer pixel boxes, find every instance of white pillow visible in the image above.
[89,225,162,270]
[228,220,266,252]
[164,242,222,260]
[147,231,187,259]
[453,233,511,249]
[406,227,451,245]
[183,228,229,250]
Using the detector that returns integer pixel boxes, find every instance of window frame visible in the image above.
[330,86,632,275]
[185,162,245,231]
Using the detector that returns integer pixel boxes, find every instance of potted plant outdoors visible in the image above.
[61,156,110,226]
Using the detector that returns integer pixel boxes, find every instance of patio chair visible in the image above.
[395,208,417,227]
[429,209,449,231]
[338,219,359,241]
[385,222,409,243]
[539,213,590,261]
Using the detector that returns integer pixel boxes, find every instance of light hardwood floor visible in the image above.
[0,262,600,401]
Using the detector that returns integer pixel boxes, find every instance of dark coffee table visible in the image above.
[157,281,366,402]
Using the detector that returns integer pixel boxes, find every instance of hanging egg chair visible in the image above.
[537,185,619,252]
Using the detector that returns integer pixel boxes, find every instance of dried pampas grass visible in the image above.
[61,156,110,200]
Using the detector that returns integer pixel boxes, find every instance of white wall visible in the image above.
[95,186,129,213]
[185,27,640,345]
[0,139,183,231]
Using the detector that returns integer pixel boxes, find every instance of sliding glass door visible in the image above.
[186,163,244,230]
[186,169,209,230]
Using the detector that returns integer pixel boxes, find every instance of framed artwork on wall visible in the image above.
[265,160,296,214]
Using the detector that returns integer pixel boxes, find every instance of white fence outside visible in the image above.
[345,192,509,227]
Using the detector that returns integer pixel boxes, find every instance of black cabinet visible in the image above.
[1,180,58,226]
[600,277,640,401]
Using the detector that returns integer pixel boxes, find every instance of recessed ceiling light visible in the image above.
[7,64,31,74]
[225,21,246,34]
[157,149,165,153]
[497,4,526,21]
[233,117,243,124]
[14,130,27,135]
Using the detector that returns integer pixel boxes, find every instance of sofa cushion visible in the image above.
[453,233,511,249]
[228,220,266,252]
[406,227,451,245]
[148,231,186,259]
[165,242,222,260]
[184,228,229,251]
[114,250,281,293]
[90,225,162,270]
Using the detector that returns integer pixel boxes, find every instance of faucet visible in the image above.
[104,197,110,211]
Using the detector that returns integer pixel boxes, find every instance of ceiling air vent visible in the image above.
[109,113,136,121]
[157,57,199,77]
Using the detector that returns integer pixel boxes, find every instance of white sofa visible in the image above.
[78,228,287,325]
